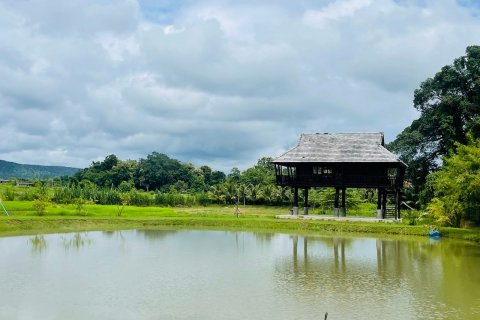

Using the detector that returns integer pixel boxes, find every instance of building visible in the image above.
[16,180,34,187]
[272,132,406,219]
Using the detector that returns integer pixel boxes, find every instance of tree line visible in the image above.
[388,45,480,227]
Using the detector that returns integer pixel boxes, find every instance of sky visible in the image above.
[0,0,479,172]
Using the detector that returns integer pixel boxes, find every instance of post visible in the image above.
[0,199,9,216]
[340,187,346,217]
[376,188,382,219]
[333,187,339,216]
[303,188,309,215]
[396,188,400,220]
[293,187,299,215]
[382,189,387,219]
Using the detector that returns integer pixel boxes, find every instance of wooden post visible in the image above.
[340,187,346,217]
[382,189,387,219]
[293,187,299,215]
[303,188,309,215]
[376,188,382,219]
[396,188,400,220]
[334,187,340,216]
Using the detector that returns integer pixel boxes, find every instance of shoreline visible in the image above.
[1,215,479,243]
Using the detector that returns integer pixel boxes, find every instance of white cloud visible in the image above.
[0,0,479,171]
[303,0,373,27]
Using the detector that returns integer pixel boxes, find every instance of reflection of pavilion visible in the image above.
[281,235,479,318]
[289,235,407,275]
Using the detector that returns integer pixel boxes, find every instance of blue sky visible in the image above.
[0,0,479,171]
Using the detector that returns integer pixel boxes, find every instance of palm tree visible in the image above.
[224,182,238,204]
[209,184,226,204]
[261,184,275,205]
[248,184,262,204]
[280,187,293,205]
[237,184,250,206]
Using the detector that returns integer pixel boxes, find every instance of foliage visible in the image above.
[309,188,364,212]
[116,193,130,217]
[154,192,198,207]
[32,186,51,216]
[388,46,480,204]
[0,159,78,180]
[427,138,480,226]
[426,198,451,227]
[403,209,421,226]
[74,197,88,216]
[1,187,15,201]
[240,157,275,186]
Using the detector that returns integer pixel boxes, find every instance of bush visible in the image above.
[404,210,421,225]
[128,190,153,206]
[33,198,50,216]
[1,188,15,201]
[155,192,199,207]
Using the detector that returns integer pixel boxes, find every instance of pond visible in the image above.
[0,230,479,320]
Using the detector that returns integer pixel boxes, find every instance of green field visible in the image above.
[1,200,479,243]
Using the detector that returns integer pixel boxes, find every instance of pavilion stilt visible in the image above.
[333,187,340,217]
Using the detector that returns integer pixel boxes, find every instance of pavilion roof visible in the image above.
[273,132,405,165]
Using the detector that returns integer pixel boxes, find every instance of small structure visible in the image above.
[272,132,406,219]
[0,179,10,184]
[16,180,34,187]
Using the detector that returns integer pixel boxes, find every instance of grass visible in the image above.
[0,200,479,243]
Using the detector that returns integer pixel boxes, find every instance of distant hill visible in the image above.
[0,160,79,179]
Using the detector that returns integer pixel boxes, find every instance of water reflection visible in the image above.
[137,230,177,240]
[3,230,479,320]
[61,233,93,251]
[29,235,47,254]
[277,235,480,319]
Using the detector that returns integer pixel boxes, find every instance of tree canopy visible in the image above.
[427,138,480,227]
[388,46,480,202]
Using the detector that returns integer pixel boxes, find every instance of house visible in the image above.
[16,180,34,187]
[272,132,406,219]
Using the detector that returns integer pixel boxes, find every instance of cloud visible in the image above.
[303,0,373,27]
[0,0,479,171]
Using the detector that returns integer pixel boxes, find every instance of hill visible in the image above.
[0,160,79,179]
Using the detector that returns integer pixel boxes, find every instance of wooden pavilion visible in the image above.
[272,133,406,219]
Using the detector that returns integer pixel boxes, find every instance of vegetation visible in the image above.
[388,45,480,227]
[0,201,478,243]
[0,159,78,179]
[426,138,480,227]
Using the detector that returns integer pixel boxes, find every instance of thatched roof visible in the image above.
[273,132,405,165]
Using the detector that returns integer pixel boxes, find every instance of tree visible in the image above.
[111,160,138,187]
[247,184,262,204]
[237,184,250,206]
[388,46,480,203]
[427,138,480,227]
[240,157,275,186]
[209,170,226,185]
[228,167,241,182]
[135,152,195,191]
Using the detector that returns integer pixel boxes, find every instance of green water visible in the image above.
[0,230,479,319]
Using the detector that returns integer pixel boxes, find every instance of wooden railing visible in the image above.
[276,174,398,188]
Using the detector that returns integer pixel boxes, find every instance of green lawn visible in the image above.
[1,201,479,243]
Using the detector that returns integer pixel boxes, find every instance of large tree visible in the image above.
[427,138,480,227]
[134,152,195,191]
[388,46,480,202]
